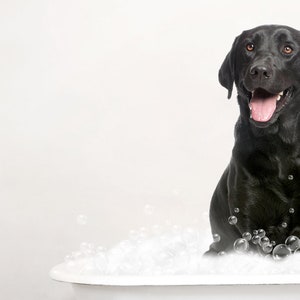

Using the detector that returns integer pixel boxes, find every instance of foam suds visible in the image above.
[62,227,300,277]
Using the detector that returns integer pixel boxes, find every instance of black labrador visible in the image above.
[207,25,300,255]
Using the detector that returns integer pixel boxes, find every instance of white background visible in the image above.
[1,0,300,299]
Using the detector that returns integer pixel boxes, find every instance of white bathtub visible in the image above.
[50,263,300,300]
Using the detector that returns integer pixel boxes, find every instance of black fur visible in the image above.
[207,25,300,254]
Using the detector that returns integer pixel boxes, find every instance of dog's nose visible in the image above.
[249,65,273,80]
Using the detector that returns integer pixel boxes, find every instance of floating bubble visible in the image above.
[285,235,300,252]
[140,227,147,233]
[289,208,295,214]
[242,232,252,241]
[172,189,180,196]
[259,237,270,247]
[213,233,221,243]
[257,229,266,237]
[71,251,83,260]
[80,242,89,252]
[80,242,95,255]
[262,244,273,254]
[144,204,154,215]
[172,225,182,234]
[270,241,276,247]
[234,238,249,254]
[234,207,240,213]
[253,230,258,235]
[96,246,105,253]
[64,254,75,265]
[281,222,288,228]
[252,235,260,245]
[139,227,148,239]
[272,244,291,260]
[288,174,294,180]
[228,216,237,225]
[76,214,88,225]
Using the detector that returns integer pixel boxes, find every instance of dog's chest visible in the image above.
[246,141,300,199]
[237,134,300,196]
[275,153,300,181]
[270,151,300,196]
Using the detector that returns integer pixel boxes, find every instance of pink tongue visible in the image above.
[250,94,277,122]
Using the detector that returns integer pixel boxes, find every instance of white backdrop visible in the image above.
[1,0,300,299]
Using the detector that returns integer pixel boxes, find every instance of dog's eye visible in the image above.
[246,43,255,52]
[283,46,293,54]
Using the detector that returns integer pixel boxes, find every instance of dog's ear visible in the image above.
[218,36,240,99]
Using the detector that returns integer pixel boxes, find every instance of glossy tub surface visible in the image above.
[50,263,300,300]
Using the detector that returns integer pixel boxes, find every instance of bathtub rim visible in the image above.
[50,263,300,286]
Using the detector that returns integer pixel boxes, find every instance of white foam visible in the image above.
[61,227,300,277]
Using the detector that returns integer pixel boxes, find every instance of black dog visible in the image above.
[208,25,300,255]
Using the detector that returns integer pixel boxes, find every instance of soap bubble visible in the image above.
[80,242,95,256]
[138,227,148,240]
[76,214,88,225]
[253,230,258,235]
[234,207,240,213]
[144,204,155,215]
[272,244,291,260]
[71,251,83,260]
[294,248,300,255]
[213,233,221,243]
[242,232,252,241]
[285,236,300,252]
[288,174,294,180]
[228,216,237,225]
[60,223,300,277]
[172,189,180,196]
[262,244,273,254]
[281,222,288,228]
[64,254,75,265]
[233,238,249,254]
[257,229,266,237]
[252,235,260,245]
[289,208,295,214]
[172,225,182,234]
[259,237,270,247]
[96,246,106,254]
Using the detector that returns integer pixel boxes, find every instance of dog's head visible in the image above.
[219,25,300,128]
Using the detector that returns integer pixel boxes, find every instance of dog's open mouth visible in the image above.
[248,87,293,123]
